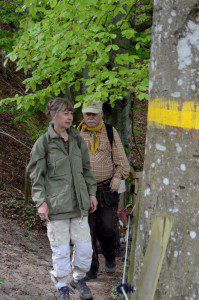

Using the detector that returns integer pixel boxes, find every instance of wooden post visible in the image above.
[134,215,173,300]
[127,201,140,289]
[127,170,142,299]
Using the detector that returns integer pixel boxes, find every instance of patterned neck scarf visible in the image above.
[77,121,104,155]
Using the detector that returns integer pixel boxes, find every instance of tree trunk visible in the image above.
[103,96,132,151]
[134,1,199,299]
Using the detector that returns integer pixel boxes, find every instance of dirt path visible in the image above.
[0,216,122,300]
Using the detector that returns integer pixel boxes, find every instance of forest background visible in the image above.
[0,0,152,228]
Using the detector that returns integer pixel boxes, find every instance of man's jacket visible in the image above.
[27,124,97,220]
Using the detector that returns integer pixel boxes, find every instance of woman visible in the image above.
[28,98,97,300]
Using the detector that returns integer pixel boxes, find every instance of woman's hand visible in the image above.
[38,202,49,221]
[89,195,98,213]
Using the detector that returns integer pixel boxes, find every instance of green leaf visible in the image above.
[50,0,57,8]
[75,81,81,92]
[74,102,82,108]
[137,93,150,100]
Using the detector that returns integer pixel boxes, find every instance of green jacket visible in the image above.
[27,124,97,220]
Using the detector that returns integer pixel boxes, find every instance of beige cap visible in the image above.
[82,101,103,114]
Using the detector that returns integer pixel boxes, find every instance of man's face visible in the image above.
[83,112,103,128]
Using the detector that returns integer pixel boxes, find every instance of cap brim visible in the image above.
[82,108,101,114]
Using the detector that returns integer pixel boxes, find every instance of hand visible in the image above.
[38,202,49,221]
[89,195,98,213]
[110,177,121,193]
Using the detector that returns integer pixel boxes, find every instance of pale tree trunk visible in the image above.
[134,1,199,299]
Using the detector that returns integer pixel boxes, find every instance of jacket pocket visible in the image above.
[46,185,75,215]
[48,156,70,178]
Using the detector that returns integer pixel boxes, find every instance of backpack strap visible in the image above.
[105,123,113,148]
[76,134,82,149]
[43,133,49,156]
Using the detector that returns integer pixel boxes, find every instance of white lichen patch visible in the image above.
[169,208,179,213]
[144,210,149,218]
[171,92,181,98]
[151,162,155,168]
[169,131,177,136]
[168,18,172,24]
[176,143,182,153]
[180,164,186,171]
[164,32,168,38]
[163,178,169,185]
[171,10,176,17]
[144,187,151,196]
[140,224,143,231]
[177,20,199,70]
[190,231,196,239]
[156,144,166,151]
[174,250,178,257]
[156,24,163,32]
[171,236,176,242]
[177,79,183,86]
[187,252,191,256]
[157,158,161,164]
[191,84,196,90]
[149,79,154,93]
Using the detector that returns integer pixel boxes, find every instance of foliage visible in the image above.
[2,198,43,229]
[0,0,23,54]
[2,0,152,110]
[13,112,48,140]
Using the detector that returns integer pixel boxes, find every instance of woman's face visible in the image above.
[53,109,73,129]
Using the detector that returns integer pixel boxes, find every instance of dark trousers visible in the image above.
[88,179,119,273]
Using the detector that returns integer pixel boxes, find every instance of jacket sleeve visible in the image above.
[79,136,97,197]
[112,127,130,179]
[27,136,47,207]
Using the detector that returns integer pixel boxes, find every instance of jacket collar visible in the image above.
[47,123,78,155]
[47,123,78,139]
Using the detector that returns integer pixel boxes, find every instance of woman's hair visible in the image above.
[45,97,73,117]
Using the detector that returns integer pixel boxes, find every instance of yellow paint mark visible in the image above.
[148,98,199,129]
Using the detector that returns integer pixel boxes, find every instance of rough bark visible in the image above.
[134,1,199,299]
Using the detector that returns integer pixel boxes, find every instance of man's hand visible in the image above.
[110,177,121,193]
[89,195,98,213]
[38,202,49,221]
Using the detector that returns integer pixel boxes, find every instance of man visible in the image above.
[78,101,130,280]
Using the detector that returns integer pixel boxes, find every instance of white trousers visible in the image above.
[47,217,93,289]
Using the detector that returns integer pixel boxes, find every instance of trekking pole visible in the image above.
[117,204,136,299]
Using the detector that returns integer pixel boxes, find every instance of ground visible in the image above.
[0,214,124,300]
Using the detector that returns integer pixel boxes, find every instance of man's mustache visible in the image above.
[87,120,97,122]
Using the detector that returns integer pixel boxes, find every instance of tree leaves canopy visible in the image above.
[2,0,152,110]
